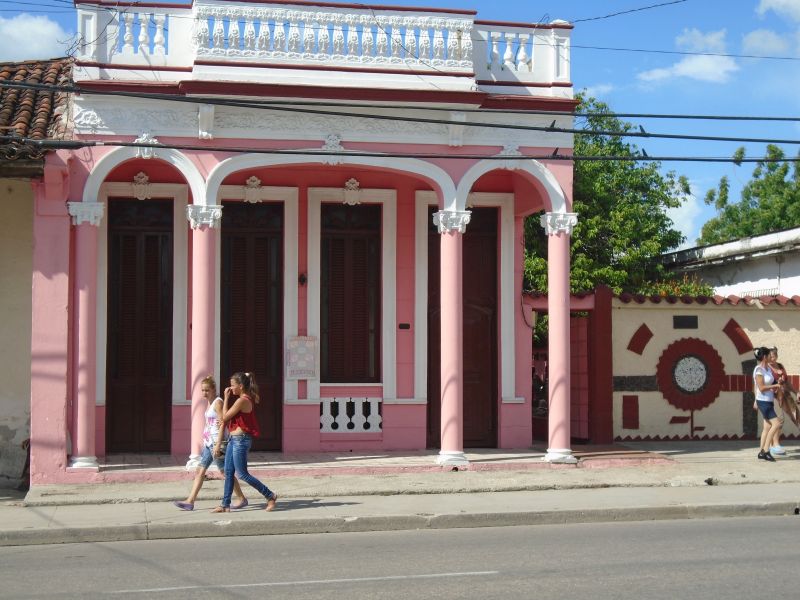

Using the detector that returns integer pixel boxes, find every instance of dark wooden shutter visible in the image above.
[321,204,381,383]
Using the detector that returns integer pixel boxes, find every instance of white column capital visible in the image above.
[187,204,222,229]
[540,211,578,236]
[67,202,104,227]
[433,209,471,234]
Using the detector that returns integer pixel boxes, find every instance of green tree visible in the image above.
[699,145,800,245]
[524,94,705,294]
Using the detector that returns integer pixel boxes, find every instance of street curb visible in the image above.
[2,502,798,547]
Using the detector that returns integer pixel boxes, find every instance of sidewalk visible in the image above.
[2,441,799,547]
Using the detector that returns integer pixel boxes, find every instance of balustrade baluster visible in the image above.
[432,28,445,60]
[320,399,335,432]
[447,28,459,61]
[345,17,357,56]
[212,16,225,51]
[503,33,516,69]
[404,26,417,60]
[274,21,286,52]
[362,18,374,57]
[516,33,530,72]
[418,28,431,61]
[257,20,270,52]
[391,25,403,58]
[303,21,316,54]
[318,19,331,56]
[366,399,382,431]
[334,398,349,431]
[228,18,240,51]
[287,20,301,53]
[138,13,150,55]
[122,13,134,54]
[489,32,500,70]
[460,28,472,65]
[376,24,389,57]
[351,398,367,431]
[244,19,256,51]
[153,15,166,55]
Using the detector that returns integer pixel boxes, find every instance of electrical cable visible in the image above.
[3,80,800,147]
[3,134,799,163]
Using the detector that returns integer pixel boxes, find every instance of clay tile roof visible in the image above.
[0,57,72,161]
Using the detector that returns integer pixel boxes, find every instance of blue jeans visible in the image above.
[198,444,225,471]
[221,434,273,508]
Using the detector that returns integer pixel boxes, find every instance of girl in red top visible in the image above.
[212,372,278,513]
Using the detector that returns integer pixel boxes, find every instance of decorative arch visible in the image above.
[205,153,457,207]
[455,158,568,214]
[81,146,206,205]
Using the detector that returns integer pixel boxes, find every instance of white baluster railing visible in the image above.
[320,398,383,433]
[473,20,572,87]
[75,1,572,94]
[192,2,474,71]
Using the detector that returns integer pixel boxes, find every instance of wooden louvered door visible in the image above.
[427,207,498,448]
[221,202,283,451]
[106,199,173,453]
[320,204,381,383]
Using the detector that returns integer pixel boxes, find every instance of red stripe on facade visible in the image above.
[476,80,573,88]
[474,19,574,30]
[589,285,614,444]
[75,62,193,73]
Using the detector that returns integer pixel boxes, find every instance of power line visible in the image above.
[572,0,688,23]
[2,134,798,163]
[4,80,800,147]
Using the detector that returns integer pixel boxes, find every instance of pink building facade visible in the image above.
[30,0,579,484]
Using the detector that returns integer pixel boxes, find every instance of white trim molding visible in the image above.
[95,182,189,409]
[215,185,300,404]
[541,211,578,236]
[415,191,516,411]
[308,188,397,403]
[455,157,568,214]
[67,202,104,226]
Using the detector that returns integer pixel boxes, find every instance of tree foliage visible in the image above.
[699,145,800,245]
[524,95,706,295]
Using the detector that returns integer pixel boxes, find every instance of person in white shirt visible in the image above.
[753,347,783,462]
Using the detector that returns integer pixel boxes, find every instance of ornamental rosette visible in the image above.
[655,338,725,412]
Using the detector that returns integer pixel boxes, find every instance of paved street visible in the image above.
[1,517,797,599]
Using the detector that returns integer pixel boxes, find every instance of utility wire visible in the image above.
[2,134,798,163]
[572,0,688,23]
[3,80,800,147]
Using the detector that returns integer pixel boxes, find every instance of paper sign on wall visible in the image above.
[286,336,318,380]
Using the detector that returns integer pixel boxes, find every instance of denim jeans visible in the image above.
[221,434,273,508]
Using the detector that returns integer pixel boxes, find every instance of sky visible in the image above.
[2,0,800,248]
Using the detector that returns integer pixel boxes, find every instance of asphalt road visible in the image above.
[3,516,799,599]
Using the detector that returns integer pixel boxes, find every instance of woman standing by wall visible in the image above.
[213,372,278,513]
[754,347,782,462]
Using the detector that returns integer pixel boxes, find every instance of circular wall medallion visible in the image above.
[656,338,725,411]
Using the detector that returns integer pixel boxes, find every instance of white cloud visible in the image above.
[638,28,739,84]
[758,0,800,21]
[666,190,705,249]
[582,83,614,98]
[0,15,71,62]
[743,28,791,54]
[676,28,727,53]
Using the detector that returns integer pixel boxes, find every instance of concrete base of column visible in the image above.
[185,455,201,471]
[436,450,469,467]
[543,449,578,464]
[68,456,99,470]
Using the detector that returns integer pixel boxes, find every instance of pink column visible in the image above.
[542,212,578,463]
[30,183,71,483]
[187,206,220,467]
[67,202,104,469]
[434,210,470,466]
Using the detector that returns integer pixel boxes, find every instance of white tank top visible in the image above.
[201,398,228,447]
